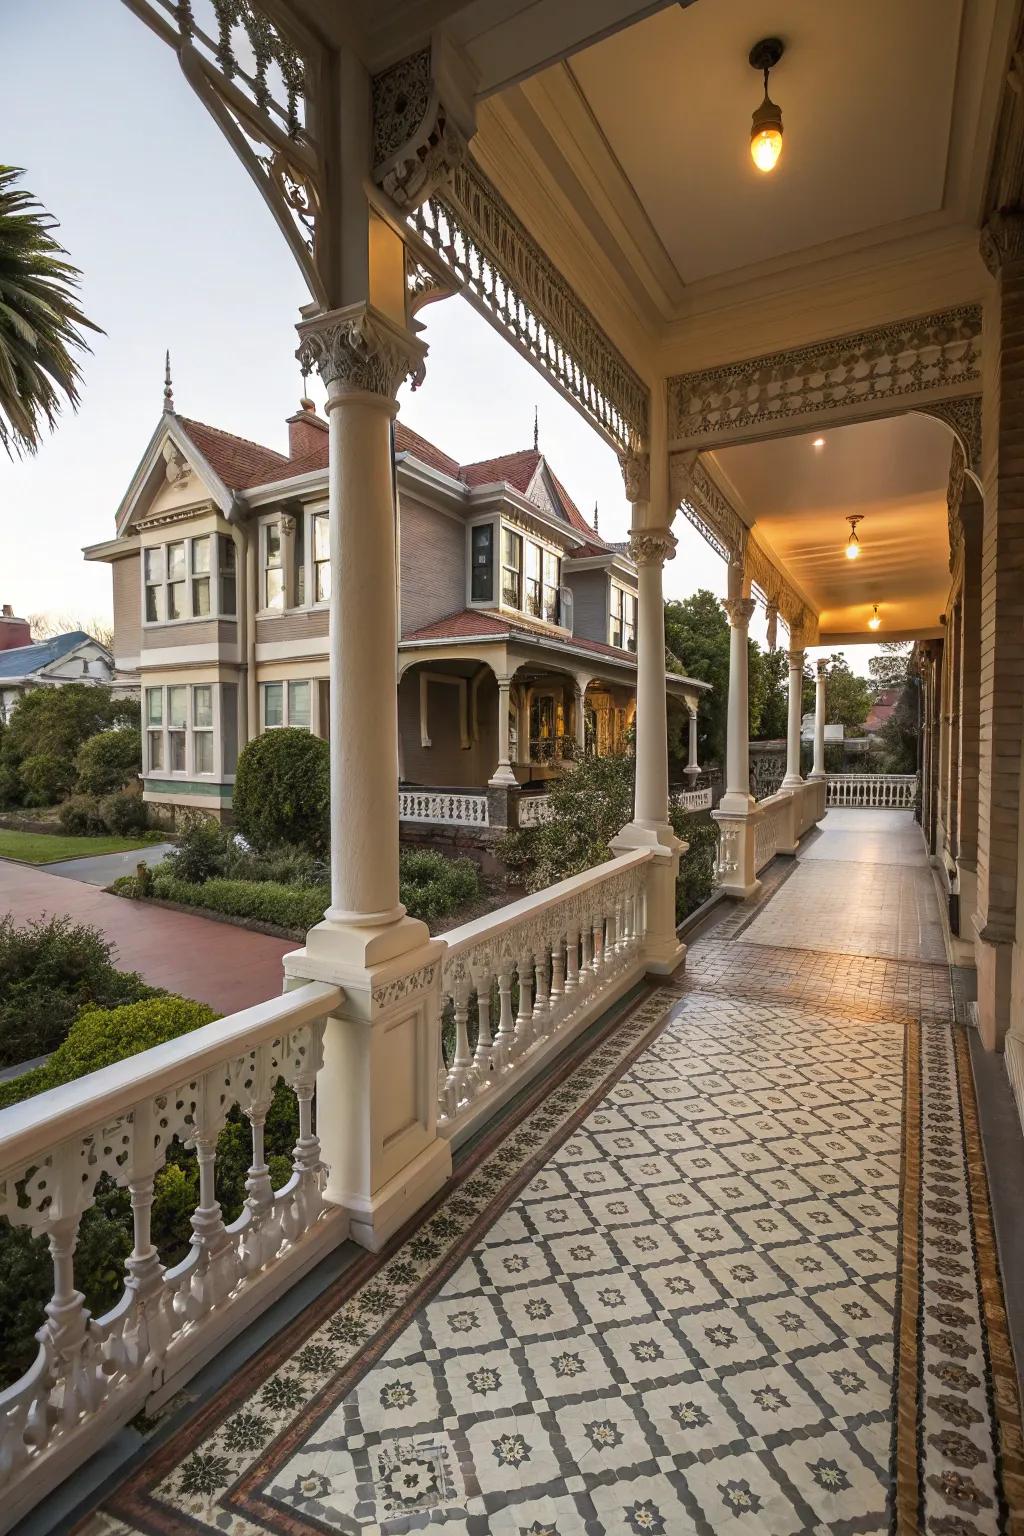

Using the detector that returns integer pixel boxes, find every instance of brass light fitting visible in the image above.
[749,37,785,173]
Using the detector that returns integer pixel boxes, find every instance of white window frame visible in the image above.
[610,581,638,651]
[306,503,331,607]
[143,682,226,779]
[466,515,497,608]
[261,678,314,732]
[498,521,566,624]
[259,516,285,613]
[140,532,237,627]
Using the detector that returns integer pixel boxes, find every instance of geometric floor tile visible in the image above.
[85,811,1024,1536]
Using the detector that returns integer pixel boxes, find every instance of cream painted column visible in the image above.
[684,705,700,783]
[610,440,685,976]
[809,659,827,780]
[720,596,757,813]
[783,646,806,788]
[573,680,588,755]
[285,302,451,1251]
[489,676,518,786]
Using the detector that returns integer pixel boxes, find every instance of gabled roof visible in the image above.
[177,417,291,491]
[0,631,94,681]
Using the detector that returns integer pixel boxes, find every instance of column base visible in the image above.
[344,1135,452,1253]
[682,765,701,783]
[488,764,519,788]
[781,774,804,790]
[718,875,763,901]
[712,805,764,900]
[808,769,826,781]
[718,791,756,816]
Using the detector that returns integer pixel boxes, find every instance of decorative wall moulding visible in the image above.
[371,46,470,210]
[667,306,982,451]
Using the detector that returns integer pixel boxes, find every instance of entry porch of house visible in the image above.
[18,807,1014,1536]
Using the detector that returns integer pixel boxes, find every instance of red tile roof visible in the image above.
[178,418,291,491]
[178,413,607,549]
[400,606,639,663]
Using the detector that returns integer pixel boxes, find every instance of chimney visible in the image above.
[0,605,32,651]
[287,397,328,461]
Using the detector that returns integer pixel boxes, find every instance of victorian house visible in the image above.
[84,383,707,826]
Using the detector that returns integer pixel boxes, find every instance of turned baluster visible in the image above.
[473,967,496,1077]
[495,963,516,1065]
[565,925,580,995]
[550,933,566,1022]
[515,950,535,1050]
[533,944,550,1033]
[446,980,476,1107]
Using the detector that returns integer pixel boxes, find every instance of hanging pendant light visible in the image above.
[868,604,881,631]
[749,38,785,173]
[845,514,863,560]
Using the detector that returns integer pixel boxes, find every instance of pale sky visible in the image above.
[1,0,865,672]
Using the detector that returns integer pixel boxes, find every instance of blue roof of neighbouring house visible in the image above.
[0,631,91,680]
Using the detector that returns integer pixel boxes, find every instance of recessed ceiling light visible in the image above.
[813,437,825,449]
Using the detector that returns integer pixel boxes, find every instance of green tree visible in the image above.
[0,166,102,456]
[232,727,331,853]
[664,591,764,764]
[878,677,921,773]
[824,653,873,732]
[0,683,135,806]
[752,647,789,740]
[75,726,141,795]
[868,642,912,689]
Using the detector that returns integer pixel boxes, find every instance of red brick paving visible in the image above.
[0,861,293,1016]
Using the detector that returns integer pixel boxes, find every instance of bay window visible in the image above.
[610,584,638,651]
[311,512,330,603]
[144,683,234,777]
[166,542,186,620]
[470,523,494,602]
[167,685,187,771]
[219,537,237,614]
[142,533,237,623]
[501,528,522,608]
[192,685,214,773]
[542,549,561,623]
[262,678,313,731]
[262,522,284,611]
[524,539,541,617]
[191,537,211,616]
[144,548,164,621]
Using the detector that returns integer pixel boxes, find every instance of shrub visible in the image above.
[58,793,106,834]
[163,808,231,883]
[232,728,330,853]
[150,873,329,933]
[0,684,134,807]
[75,727,141,796]
[101,785,149,833]
[0,915,159,1069]
[224,840,327,889]
[669,808,719,922]
[19,749,73,805]
[498,754,635,894]
[399,848,480,922]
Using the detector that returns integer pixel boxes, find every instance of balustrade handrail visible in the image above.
[443,848,652,959]
[0,981,342,1175]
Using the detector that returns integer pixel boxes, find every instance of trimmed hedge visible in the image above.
[399,849,480,922]
[148,874,329,933]
[232,729,330,853]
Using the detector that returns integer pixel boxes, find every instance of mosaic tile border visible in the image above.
[93,987,681,1536]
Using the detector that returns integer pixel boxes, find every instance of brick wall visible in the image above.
[399,496,465,634]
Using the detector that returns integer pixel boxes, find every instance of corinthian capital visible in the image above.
[627,528,677,567]
[296,304,427,401]
[980,211,1024,276]
[618,449,651,504]
[786,647,806,669]
[722,597,757,629]
[816,658,829,679]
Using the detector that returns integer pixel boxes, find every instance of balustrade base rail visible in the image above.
[826,773,917,809]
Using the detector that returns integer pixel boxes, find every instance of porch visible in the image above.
[18,808,1015,1535]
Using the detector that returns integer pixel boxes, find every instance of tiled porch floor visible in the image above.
[83,811,1021,1536]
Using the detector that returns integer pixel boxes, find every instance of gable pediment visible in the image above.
[115,418,234,537]
[525,461,569,524]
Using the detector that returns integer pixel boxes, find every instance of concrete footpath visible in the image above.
[0,860,293,1015]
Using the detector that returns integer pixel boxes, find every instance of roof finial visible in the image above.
[533,404,539,452]
[593,499,599,534]
[163,350,174,413]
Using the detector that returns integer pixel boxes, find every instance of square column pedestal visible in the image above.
[712,805,765,900]
[285,921,452,1252]
[610,824,686,975]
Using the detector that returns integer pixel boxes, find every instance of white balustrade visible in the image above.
[399,789,489,827]
[755,801,781,872]
[671,786,713,812]
[518,794,555,827]
[826,774,917,809]
[0,981,343,1529]
[435,850,652,1143]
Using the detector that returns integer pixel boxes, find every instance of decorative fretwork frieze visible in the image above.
[668,306,982,450]
[296,303,427,400]
[919,396,982,478]
[627,529,677,568]
[947,440,966,575]
[372,47,468,209]
[122,0,326,304]
[743,537,818,643]
[409,163,649,454]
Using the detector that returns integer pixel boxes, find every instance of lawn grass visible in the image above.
[0,829,157,865]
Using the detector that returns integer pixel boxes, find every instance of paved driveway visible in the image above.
[42,841,175,888]
[0,860,293,1015]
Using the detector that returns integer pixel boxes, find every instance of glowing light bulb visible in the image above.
[845,542,860,561]
[868,606,881,631]
[813,437,825,449]
[751,125,783,173]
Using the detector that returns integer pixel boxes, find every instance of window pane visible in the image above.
[144,547,163,582]
[222,684,239,774]
[145,585,161,623]
[169,731,186,772]
[146,688,163,725]
[524,541,541,581]
[265,567,284,611]
[313,513,329,561]
[193,685,213,728]
[148,730,164,771]
[288,681,311,729]
[542,584,559,624]
[543,550,559,586]
[191,536,211,574]
[220,573,237,615]
[168,581,185,620]
[501,528,521,570]
[502,569,521,608]
[315,562,331,603]
[168,686,187,728]
[167,542,186,581]
[192,576,211,616]
[264,682,284,727]
[220,536,236,572]
[194,732,214,774]
[265,524,282,565]
[471,524,493,602]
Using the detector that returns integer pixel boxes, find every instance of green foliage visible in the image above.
[868,642,913,689]
[0,915,158,1070]
[101,785,149,833]
[164,809,230,883]
[0,164,103,457]
[0,995,215,1108]
[878,677,921,773]
[823,653,873,732]
[499,754,635,894]
[58,793,106,834]
[74,726,141,796]
[398,849,480,922]
[669,809,719,922]
[0,683,133,806]
[232,729,330,854]
[664,592,731,766]
[147,873,328,933]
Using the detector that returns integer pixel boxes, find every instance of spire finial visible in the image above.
[533,404,539,452]
[593,499,599,534]
[163,350,174,413]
